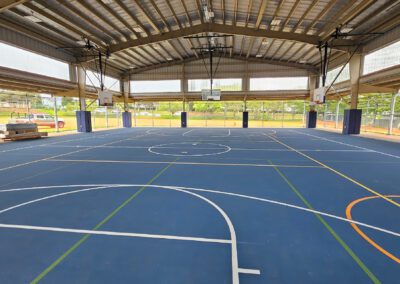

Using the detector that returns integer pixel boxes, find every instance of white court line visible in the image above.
[171,187,239,284]
[0,184,240,284]
[231,148,372,152]
[1,184,398,238]
[182,129,231,138]
[238,268,261,275]
[182,129,195,136]
[0,136,95,153]
[46,159,323,168]
[0,184,117,193]
[33,144,372,152]
[0,133,149,172]
[145,129,174,137]
[148,142,232,157]
[43,145,232,150]
[168,185,400,238]
[0,223,231,244]
[0,128,134,154]
[291,130,400,159]
[211,129,231,138]
[1,183,399,283]
[0,186,111,214]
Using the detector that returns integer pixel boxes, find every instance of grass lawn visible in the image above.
[1,112,398,135]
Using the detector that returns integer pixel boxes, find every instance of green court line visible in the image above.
[31,158,179,284]
[268,160,380,284]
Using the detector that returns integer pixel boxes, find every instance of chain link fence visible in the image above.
[2,91,399,135]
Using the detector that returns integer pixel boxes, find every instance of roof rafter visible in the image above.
[245,0,253,27]
[158,43,176,60]
[165,40,183,60]
[0,15,66,48]
[277,0,320,61]
[113,0,149,36]
[304,0,337,34]
[0,0,27,12]
[246,37,255,58]
[165,0,182,29]
[96,0,140,38]
[148,0,170,31]
[194,0,204,24]
[23,2,106,48]
[107,23,347,55]
[320,0,375,40]
[233,0,238,26]
[125,49,148,66]
[262,0,285,59]
[132,0,161,33]
[255,0,269,29]
[75,0,128,41]
[222,0,226,25]
[179,0,192,26]
[55,0,117,43]
[126,54,318,75]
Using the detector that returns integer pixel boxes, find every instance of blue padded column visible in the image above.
[181,112,187,128]
[342,109,362,134]
[306,111,317,128]
[76,111,92,132]
[242,111,248,128]
[122,111,132,128]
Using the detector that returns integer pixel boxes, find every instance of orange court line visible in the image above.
[346,195,400,264]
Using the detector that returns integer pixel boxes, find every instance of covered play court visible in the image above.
[1,128,399,283]
[0,0,399,283]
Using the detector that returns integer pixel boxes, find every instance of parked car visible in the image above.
[11,113,65,128]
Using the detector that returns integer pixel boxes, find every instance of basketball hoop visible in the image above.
[98,90,114,107]
[201,89,221,101]
[313,86,328,104]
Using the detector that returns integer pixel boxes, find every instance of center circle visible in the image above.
[148,142,231,157]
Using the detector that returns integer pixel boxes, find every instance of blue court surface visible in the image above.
[0,128,399,284]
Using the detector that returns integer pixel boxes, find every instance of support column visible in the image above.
[306,74,318,128]
[343,54,362,134]
[122,79,132,128]
[180,95,187,128]
[242,100,248,128]
[53,96,59,133]
[75,66,92,132]
[335,98,342,129]
[181,111,187,128]
[69,63,77,83]
[388,92,399,135]
[181,64,188,129]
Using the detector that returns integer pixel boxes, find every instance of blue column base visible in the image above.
[181,112,187,128]
[306,111,317,128]
[76,111,92,133]
[243,111,248,128]
[343,109,362,134]
[122,111,132,128]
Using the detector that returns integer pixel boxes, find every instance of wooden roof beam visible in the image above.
[255,0,269,29]
[109,23,329,54]
[0,0,27,12]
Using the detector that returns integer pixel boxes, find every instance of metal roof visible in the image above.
[0,0,399,75]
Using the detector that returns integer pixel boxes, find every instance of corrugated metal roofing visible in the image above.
[0,0,398,74]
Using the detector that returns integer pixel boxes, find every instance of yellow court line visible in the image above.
[47,159,324,169]
[265,134,400,208]
[346,195,400,263]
